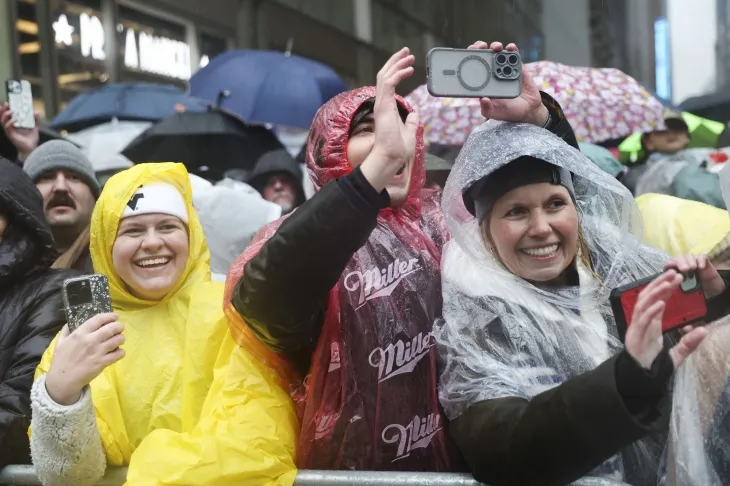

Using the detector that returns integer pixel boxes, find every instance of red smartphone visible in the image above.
[611,271,707,342]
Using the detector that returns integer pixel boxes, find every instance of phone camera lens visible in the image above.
[508,54,519,65]
[502,66,513,76]
[496,54,507,65]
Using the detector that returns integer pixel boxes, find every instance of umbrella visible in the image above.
[405,84,483,146]
[0,125,79,161]
[122,107,285,181]
[66,119,152,166]
[189,49,349,129]
[525,61,667,143]
[406,62,668,146]
[51,83,210,132]
[618,111,726,163]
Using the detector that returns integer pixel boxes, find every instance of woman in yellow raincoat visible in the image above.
[29,162,298,486]
[637,193,730,269]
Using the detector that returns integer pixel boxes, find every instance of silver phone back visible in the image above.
[62,274,113,332]
[427,48,522,99]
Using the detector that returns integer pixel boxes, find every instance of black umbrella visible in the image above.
[121,107,284,181]
[0,125,80,161]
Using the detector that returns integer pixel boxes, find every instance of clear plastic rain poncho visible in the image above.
[434,122,669,484]
[661,163,730,485]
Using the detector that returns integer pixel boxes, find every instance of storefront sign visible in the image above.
[53,11,201,80]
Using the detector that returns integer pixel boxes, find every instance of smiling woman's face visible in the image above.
[487,182,579,284]
[112,213,189,301]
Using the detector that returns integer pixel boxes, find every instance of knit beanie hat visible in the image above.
[23,140,101,199]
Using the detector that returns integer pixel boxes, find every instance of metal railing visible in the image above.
[0,466,632,486]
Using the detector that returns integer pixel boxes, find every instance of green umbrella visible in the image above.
[618,112,725,164]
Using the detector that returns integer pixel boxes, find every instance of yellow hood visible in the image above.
[90,163,210,310]
[36,163,298,485]
[637,193,730,260]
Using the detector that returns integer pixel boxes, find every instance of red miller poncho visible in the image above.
[224,87,461,470]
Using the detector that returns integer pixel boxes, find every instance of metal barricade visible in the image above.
[0,466,633,485]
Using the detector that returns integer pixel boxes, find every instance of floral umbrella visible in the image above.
[406,61,667,146]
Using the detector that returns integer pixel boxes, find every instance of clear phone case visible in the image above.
[427,48,523,99]
[62,274,113,332]
[6,80,35,129]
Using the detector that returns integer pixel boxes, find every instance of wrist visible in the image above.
[527,105,550,127]
[359,147,401,193]
[45,372,83,406]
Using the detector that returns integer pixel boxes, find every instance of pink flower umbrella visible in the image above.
[406,60,666,146]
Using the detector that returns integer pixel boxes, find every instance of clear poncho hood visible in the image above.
[436,122,668,484]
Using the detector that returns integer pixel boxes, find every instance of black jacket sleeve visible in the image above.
[231,167,387,373]
[0,272,68,468]
[450,349,672,486]
[541,91,579,149]
[232,96,578,374]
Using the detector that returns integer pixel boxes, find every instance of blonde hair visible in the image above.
[52,225,91,270]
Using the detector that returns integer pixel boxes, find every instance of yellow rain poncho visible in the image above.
[637,193,730,262]
[35,163,297,485]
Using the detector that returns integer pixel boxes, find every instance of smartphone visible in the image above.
[427,48,522,99]
[62,274,113,332]
[611,271,707,342]
[5,79,35,129]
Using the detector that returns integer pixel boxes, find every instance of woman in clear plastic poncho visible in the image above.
[434,122,730,486]
[30,162,297,486]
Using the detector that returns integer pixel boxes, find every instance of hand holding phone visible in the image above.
[62,274,113,332]
[45,313,126,405]
[622,270,708,370]
[427,41,549,127]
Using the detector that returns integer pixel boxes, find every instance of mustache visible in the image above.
[46,192,76,210]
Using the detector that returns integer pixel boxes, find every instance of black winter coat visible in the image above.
[0,159,77,467]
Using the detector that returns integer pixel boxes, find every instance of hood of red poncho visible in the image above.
[305,86,426,217]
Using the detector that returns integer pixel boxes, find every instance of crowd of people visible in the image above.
[2,40,730,486]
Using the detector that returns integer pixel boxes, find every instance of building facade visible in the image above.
[1,0,548,121]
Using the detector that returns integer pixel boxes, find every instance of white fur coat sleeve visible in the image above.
[30,375,106,486]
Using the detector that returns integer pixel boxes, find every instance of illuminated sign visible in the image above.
[52,11,207,80]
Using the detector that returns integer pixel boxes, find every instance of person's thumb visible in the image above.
[404,111,419,140]
[670,326,709,367]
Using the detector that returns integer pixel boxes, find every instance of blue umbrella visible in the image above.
[51,83,210,132]
[189,49,349,129]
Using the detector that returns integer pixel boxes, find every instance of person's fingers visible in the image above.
[33,112,40,125]
[384,55,415,81]
[100,347,126,367]
[630,300,666,345]
[377,47,410,82]
[489,42,504,52]
[698,254,708,271]
[101,333,125,354]
[634,272,680,310]
[77,313,119,334]
[670,326,709,367]
[505,43,519,51]
[468,41,489,50]
[0,109,12,125]
[679,325,695,335]
[94,321,124,343]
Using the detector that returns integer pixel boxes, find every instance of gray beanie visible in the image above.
[23,140,101,198]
